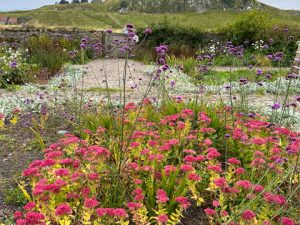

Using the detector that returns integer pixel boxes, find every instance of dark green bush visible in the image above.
[28,35,70,77]
[225,10,272,44]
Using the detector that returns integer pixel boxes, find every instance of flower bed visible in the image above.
[16,100,299,225]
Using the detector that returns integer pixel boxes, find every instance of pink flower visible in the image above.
[207,165,222,173]
[228,158,241,165]
[23,168,40,177]
[164,165,177,175]
[252,137,267,145]
[204,139,213,146]
[148,140,159,147]
[241,210,256,220]
[54,168,69,177]
[156,189,169,203]
[96,208,107,217]
[134,179,143,184]
[113,208,128,218]
[183,149,196,155]
[274,195,286,206]
[214,177,227,188]
[88,173,99,181]
[235,167,246,174]
[84,198,99,209]
[195,155,206,162]
[212,200,220,207]
[55,203,72,216]
[168,139,179,146]
[14,211,23,220]
[25,212,45,224]
[280,217,295,225]
[157,214,168,224]
[253,185,264,193]
[206,149,221,160]
[251,157,266,168]
[204,208,216,216]
[127,202,142,211]
[180,164,194,172]
[24,202,36,211]
[187,173,202,181]
[16,219,27,225]
[130,142,140,148]
[183,155,196,164]
[236,180,252,190]
[134,194,144,201]
[128,162,139,170]
[175,197,191,209]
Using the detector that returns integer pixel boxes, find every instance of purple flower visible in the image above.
[155,45,168,56]
[162,64,170,71]
[274,52,284,61]
[225,134,231,138]
[128,32,136,38]
[271,102,281,110]
[283,28,289,33]
[286,73,298,79]
[105,28,112,34]
[263,44,269,49]
[144,28,152,35]
[265,74,272,79]
[247,113,256,118]
[267,54,273,60]
[224,84,231,90]
[239,78,248,85]
[119,46,131,53]
[9,61,17,68]
[296,96,300,102]
[80,43,86,49]
[126,24,135,29]
[248,65,254,70]
[68,51,77,58]
[170,80,175,88]
[256,69,263,76]
[158,58,165,65]
[81,38,88,44]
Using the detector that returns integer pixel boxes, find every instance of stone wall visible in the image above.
[0,27,105,43]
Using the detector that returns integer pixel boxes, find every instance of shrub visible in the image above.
[28,35,70,77]
[225,10,272,44]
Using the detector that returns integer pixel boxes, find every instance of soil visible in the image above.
[0,113,72,222]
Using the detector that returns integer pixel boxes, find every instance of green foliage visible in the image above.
[0,46,36,87]
[28,35,70,77]
[3,187,27,206]
[166,55,197,75]
[225,10,273,44]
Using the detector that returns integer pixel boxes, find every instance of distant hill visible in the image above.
[1,1,300,31]
[111,0,258,13]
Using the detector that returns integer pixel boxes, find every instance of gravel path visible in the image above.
[76,58,157,102]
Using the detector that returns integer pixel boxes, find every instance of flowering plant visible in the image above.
[16,99,299,225]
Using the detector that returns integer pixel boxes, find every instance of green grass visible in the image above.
[201,69,288,85]
[82,87,122,93]
[2,2,300,31]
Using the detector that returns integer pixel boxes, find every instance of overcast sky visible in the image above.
[1,0,300,12]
